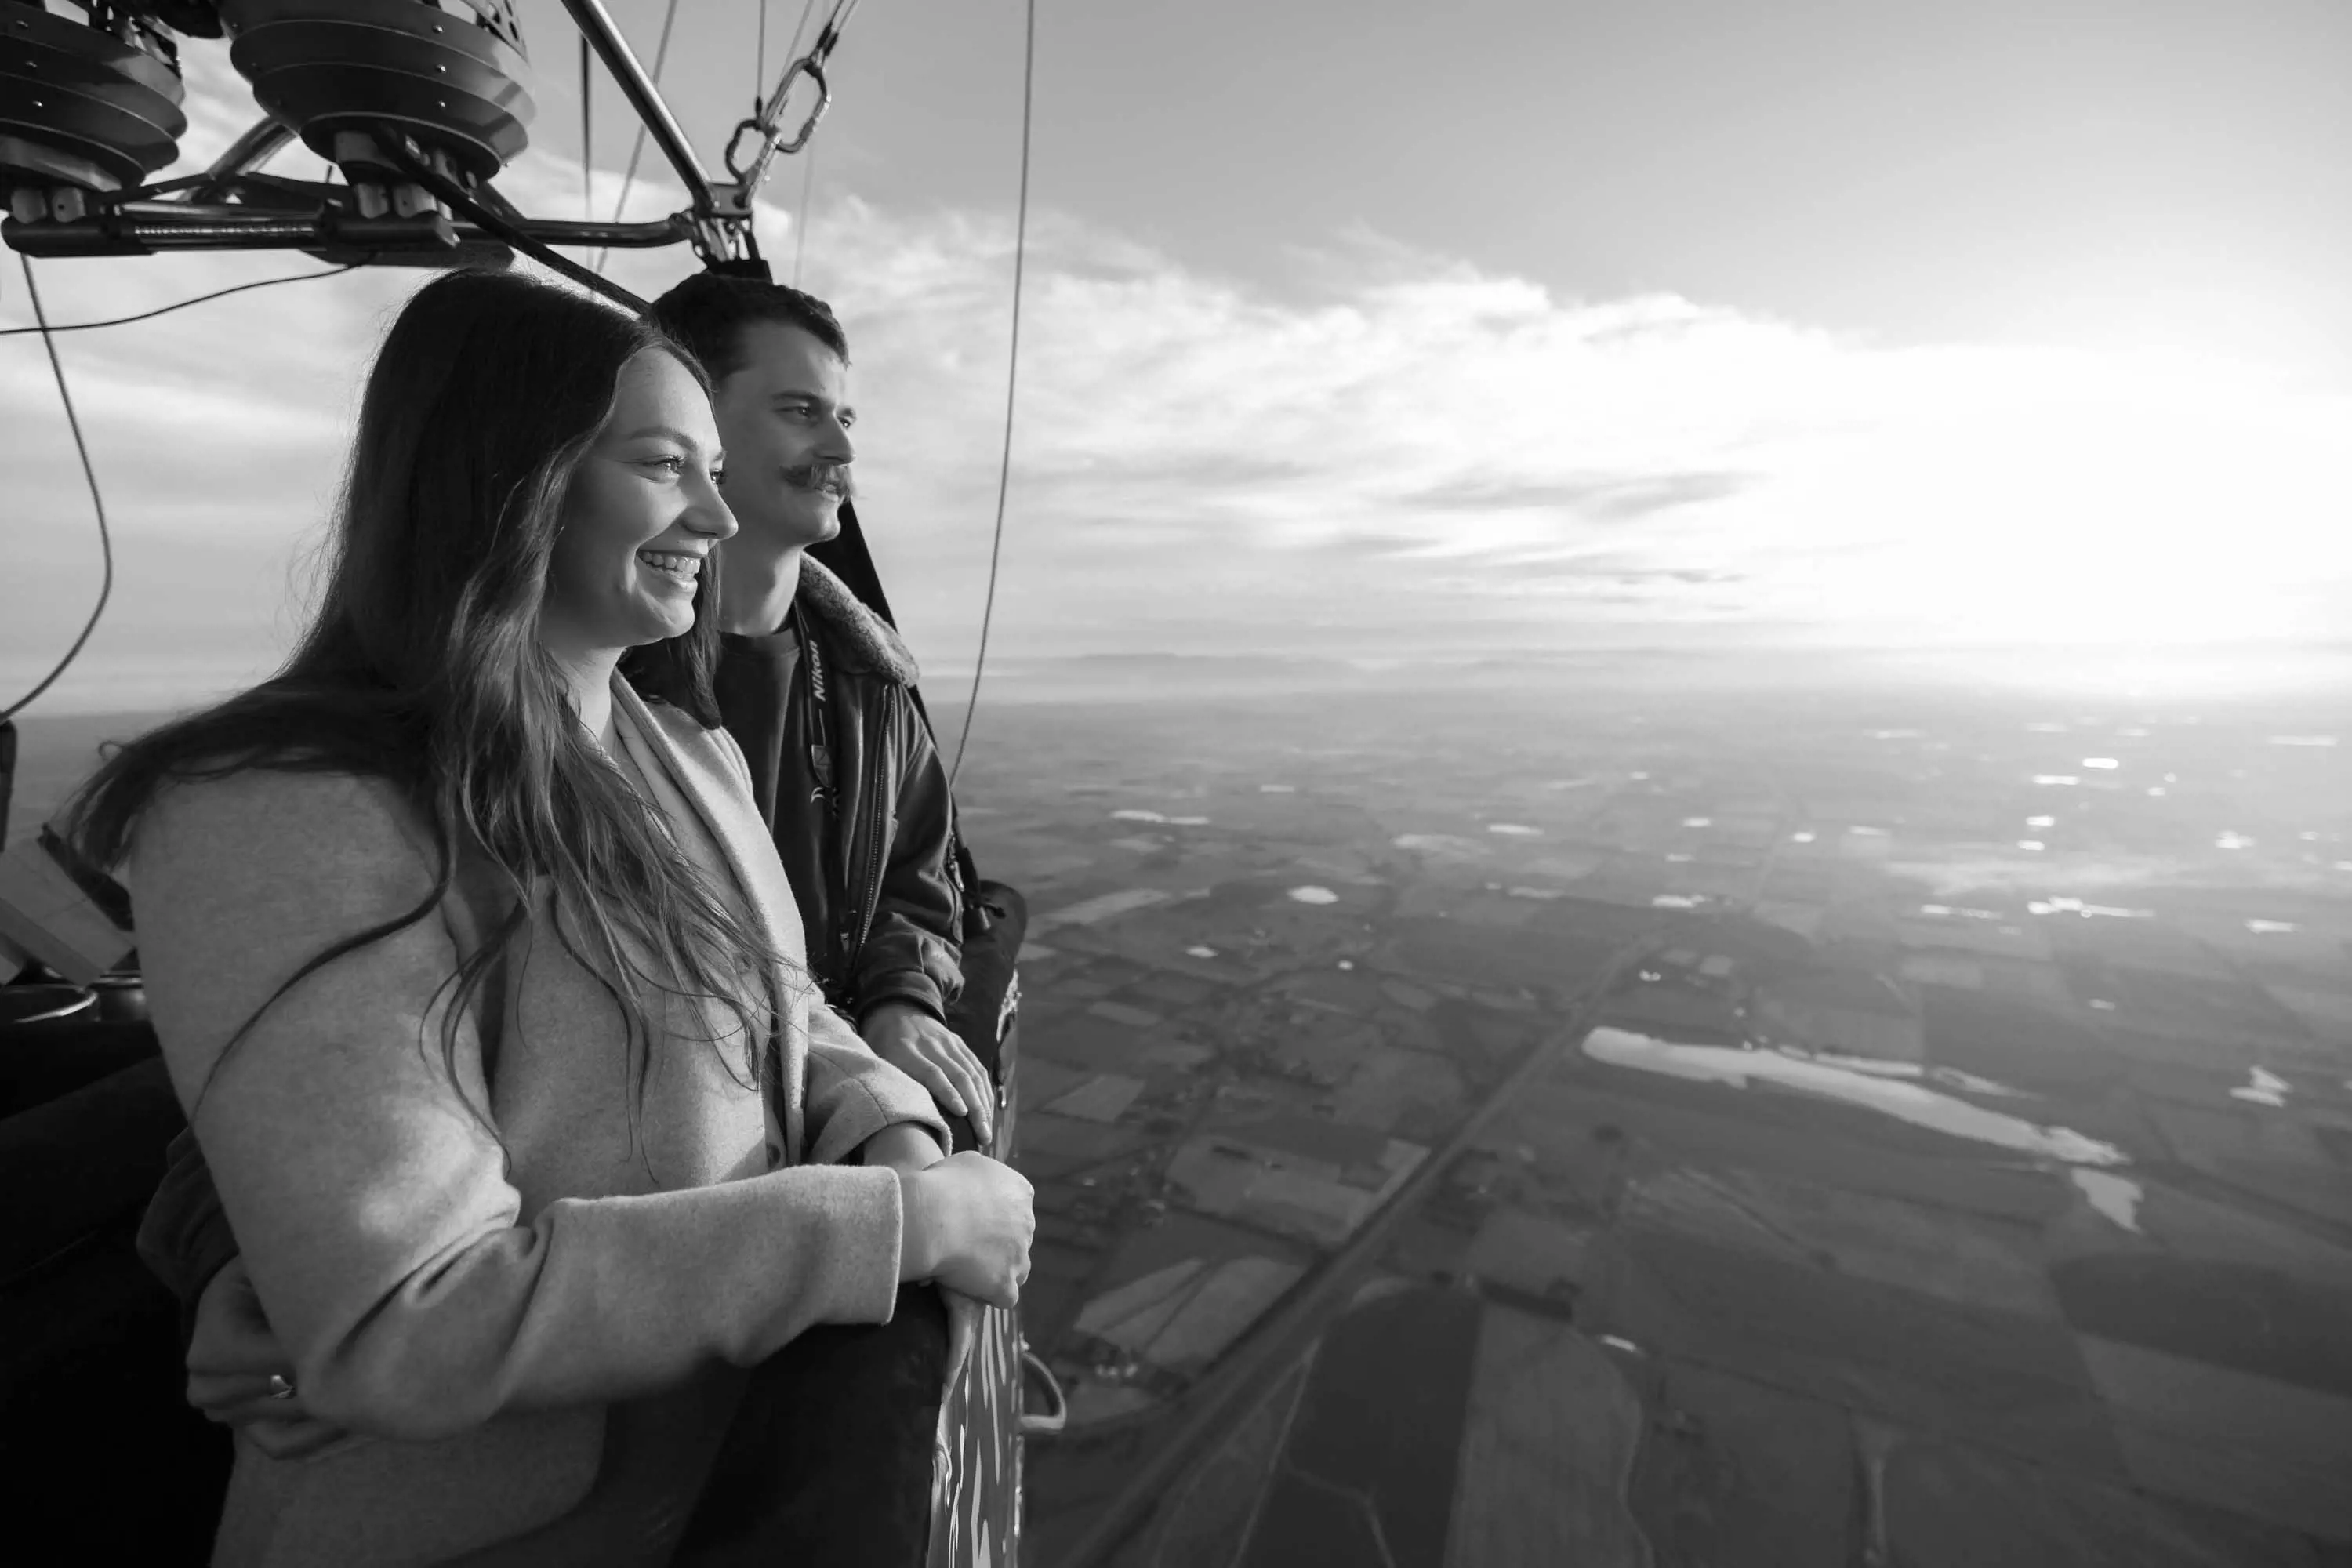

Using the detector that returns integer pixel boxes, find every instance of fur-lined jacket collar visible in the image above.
[796,556,920,686]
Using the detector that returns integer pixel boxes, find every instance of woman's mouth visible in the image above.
[637,549,703,584]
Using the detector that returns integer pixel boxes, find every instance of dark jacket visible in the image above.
[713,557,967,1026]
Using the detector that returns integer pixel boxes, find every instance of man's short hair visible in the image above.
[648,271,849,383]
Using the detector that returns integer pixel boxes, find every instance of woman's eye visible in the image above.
[710,468,728,486]
[643,456,686,475]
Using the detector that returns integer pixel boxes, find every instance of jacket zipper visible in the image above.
[842,685,895,975]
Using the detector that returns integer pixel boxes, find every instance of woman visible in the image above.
[66,269,1033,1565]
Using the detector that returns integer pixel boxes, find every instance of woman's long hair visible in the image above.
[67,267,786,1121]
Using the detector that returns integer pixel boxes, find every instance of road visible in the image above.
[1047,941,1651,1568]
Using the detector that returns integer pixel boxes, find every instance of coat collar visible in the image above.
[796,556,920,686]
[609,674,815,1160]
[608,675,804,965]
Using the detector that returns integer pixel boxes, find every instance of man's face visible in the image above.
[708,320,855,556]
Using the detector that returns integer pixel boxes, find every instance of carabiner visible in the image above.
[726,56,832,194]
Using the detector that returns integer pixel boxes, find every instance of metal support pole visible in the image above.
[194,119,296,199]
[557,0,718,216]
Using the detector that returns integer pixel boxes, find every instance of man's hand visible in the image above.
[862,1002,994,1145]
[187,1260,350,1460]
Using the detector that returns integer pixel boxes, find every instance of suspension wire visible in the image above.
[779,0,824,89]
[949,0,1037,787]
[791,146,816,287]
[0,263,358,338]
[4,257,115,722]
[591,0,685,276]
[579,34,593,221]
[768,0,822,282]
[771,0,822,165]
[768,0,822,209]
[756,0,770,109]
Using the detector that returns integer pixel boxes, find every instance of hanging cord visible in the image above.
[949,0,1036,787]
[590,0,685,275]
[4,256,114,722]
[579,35,593,222]
[0,263,357,337]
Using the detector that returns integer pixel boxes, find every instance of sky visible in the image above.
[5,0,2352,712]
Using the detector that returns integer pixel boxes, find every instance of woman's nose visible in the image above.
[688,472,739,539]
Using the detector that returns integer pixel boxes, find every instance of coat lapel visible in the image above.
[610,677,811,1163]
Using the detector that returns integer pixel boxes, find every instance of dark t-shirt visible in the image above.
[712,627,837,988]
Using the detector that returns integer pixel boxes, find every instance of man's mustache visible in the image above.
[780,462,854,499]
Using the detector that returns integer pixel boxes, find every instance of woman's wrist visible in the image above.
[860,1121,946,1174]
[895,1165,941,1283]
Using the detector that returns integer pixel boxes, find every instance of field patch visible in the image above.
[1628,1360,1855,1568]
[2082,1335,2352,1543]
[1621,1162,2059,1319]
[1449,1308,1648,1567]
[1881,1432,2323,1568]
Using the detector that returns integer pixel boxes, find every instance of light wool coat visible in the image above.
[128,680,946,1566]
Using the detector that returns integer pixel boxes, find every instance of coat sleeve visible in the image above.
[800,997,951,1169]
[130,771,913,1444]
[135,1127,238,1308]
[848,691,967,1026]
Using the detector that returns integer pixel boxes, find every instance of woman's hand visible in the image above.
[186,1260,351,1460]
[862,1003,994,1145]
[942,1288,985,1391]
[898,1152,1033,1308]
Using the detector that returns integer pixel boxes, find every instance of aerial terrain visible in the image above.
[944,653,2352,1568]
[16,650,2352,1567]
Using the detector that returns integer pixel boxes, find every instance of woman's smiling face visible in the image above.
[542,348,737,660]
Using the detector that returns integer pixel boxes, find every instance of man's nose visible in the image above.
[819,413,855,465]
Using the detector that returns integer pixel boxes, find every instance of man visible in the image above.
[652,271,996,1142]
[143,273,1018,1560]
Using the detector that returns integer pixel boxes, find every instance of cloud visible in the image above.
[779,205,2352,662]
[1401,471,1755,520]
[7,42,2352,713]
